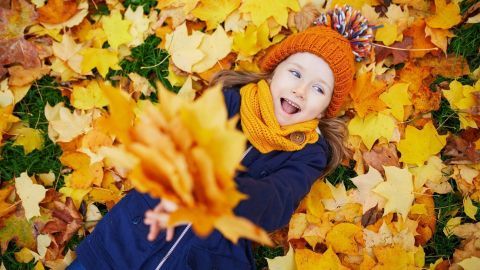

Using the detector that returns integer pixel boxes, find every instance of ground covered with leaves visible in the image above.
[0,0,480,269]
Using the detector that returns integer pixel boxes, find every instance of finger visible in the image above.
[166,227,174,242]
[148,222,161,241]
[163,200,178,212]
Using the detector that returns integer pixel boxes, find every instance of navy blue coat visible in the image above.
[75,87,331,270]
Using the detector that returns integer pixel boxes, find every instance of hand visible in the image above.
[144,199,178,242]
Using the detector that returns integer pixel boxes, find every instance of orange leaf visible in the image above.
[403,19,437,58]
[349,71,388,117]
[38,0,78,25]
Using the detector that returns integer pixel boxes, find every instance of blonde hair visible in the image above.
[210,70,351,178]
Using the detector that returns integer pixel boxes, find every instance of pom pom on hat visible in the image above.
[259,5,373,118]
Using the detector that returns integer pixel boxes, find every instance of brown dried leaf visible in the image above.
[362,143,399,174]
[361,205,384,227]
[374,36,413,65]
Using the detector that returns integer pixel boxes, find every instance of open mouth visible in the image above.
[280,98,301,114]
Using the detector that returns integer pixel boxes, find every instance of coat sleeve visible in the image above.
[233,148,329,232]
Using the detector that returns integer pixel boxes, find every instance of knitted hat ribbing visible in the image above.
[259,26,355,118]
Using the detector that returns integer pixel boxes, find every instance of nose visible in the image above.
[292,83,308,99]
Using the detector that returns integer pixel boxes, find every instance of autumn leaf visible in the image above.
[124,6,150,47]
[397,121,448,166]
[0,209,36,252]
[351,166,386,213]
[267,244,296,270]
[165,22,205,72]
[15,172,47,220]
[349,70,388,117]
[59,151,103,189]
[192,26,232,73]
[191,0,241,30]
[239,0,299,27]
[52,33,83,74]
[325,223,362,254]
[37,0,78,24]
[374,36,413,65]
[12,127,44,154]
[425,25,455,54]
[80,47,121,78]
[295,247,347,270]
[232,21,271,57]
[379,83,412,121]
[348,112,397,150]
[426,0,462,30]
[403,19,437,58]
[372,166,414,219]
[44,102,93,143]
[71,79,109,110]
[375,23,399,46]
[0,0,37,39]
[101,9,132,50]
[0,186,17,218]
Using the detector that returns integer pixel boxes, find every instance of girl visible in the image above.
[70,5,371,270]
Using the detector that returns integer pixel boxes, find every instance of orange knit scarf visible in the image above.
[239,80,319,153]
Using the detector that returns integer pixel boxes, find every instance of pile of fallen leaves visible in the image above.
[0,0,479,269]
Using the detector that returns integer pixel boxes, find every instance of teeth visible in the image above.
[284,98,300,110]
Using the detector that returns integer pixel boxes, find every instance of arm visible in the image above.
[233,149,329,232]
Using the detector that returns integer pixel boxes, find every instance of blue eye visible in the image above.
[314,85,324,94]
[289,70,301,78]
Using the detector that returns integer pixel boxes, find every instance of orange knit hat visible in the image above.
[259,25,355,118]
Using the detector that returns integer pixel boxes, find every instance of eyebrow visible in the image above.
[289,62,333,91]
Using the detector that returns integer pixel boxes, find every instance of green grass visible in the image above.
[432,97,461,135]
[424,188,463,264]
[326,160,357,190]
[449,23,480,71]
[123,0,157,14]
[0,76,65,186]
[107,35,178,102]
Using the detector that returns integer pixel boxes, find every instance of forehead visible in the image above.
[280,52,331,70]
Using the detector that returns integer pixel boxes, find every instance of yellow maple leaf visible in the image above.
[124,6,150,47]
[426,0,462,29]
[442,80,480,129]
[373,244,416,270]
[192,26,232,73]
[0,185,17,218]
[80,48,121,78]
[239,0,299,27]
[295,247,348,270]
[191,0,241,30]
[101,9,132,49]
[156,0,199,16]
[71,80,110,110]
[59,187,91,209]
[232,22,271,57]
[375,23,399,46]
[379,83,412,121]
[14,172,47,220]
[330,0,380,10]
[60,151,104,189]
[397,121,447,166]
[325,223,362,254]
[372,166,414,219]
[348,112,396,150]
[12,127,44,154]
[409,156,446,190]
[165,22,205,72]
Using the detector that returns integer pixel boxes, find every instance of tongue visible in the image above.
[281,99,298,114]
